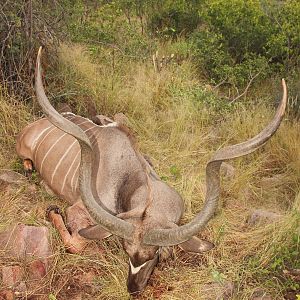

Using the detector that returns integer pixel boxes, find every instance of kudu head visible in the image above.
[35,47,287,294]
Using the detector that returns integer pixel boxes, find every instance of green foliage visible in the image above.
[203,0,272,59]
[170,165,181,179]
[148,6,200,38]
[270,232,300,272]
[48,294,57,300]
[190,0,300,87]
[169,80,232,112]
[248,222,300,293]
[66,1,154,59]
[0,0,66,95]
[263,0,300,69]
[211,269,226,283]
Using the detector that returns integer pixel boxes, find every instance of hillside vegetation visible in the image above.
[0,1,300,299]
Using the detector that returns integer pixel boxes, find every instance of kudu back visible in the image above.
[16,48,287,294]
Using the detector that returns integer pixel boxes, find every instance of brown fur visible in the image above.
[117,171,148,214]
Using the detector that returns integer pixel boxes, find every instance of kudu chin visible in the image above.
[16,47,287,294]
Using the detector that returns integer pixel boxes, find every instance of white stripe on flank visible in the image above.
[34,126,56,162]
[129,259,147,275]
[84,125,97,133]
[102,122,117,127]
[71,161,80,193]
[32,125,53,149]
[60,149,80,194]
[61,112,75,116]
[18,119,43,142]
[75,120,91,126]
[74,175,79,193]
[40,133,67,173]
[50,140,77,185]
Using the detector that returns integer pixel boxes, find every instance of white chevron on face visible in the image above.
[129,259,148,275]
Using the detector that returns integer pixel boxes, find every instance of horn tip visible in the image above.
[37,46,43,64]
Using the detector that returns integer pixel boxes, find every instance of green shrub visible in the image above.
[66,1,154,60]
[148,8,200,38]
[190,0,300,87]
[0,0,66,96]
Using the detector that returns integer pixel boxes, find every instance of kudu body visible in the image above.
[16,48,287,294]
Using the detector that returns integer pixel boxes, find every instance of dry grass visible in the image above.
[0,43,299,299]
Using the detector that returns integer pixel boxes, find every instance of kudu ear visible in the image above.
[78,225,112,240]
[178,236,214,253]
[161,222,214,253]
[91,115,114,126]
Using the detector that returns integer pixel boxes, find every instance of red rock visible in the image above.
[0,224,51,264]
[28,260,47,280]
[0,289,15,300]
[2,266,23,286]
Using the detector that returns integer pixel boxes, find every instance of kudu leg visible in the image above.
[47,202,93,254]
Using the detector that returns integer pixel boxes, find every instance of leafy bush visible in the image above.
[190,0,300,87]
[148,8,199,38]
[66,1,154,59]
[0,0,69,96]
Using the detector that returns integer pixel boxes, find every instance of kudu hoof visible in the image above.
[46,205,62,220]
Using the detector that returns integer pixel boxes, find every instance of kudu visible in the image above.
[16,48,287,294]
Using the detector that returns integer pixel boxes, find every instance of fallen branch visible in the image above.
[230,71,261,104]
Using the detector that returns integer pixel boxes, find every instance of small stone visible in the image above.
[2,266,23,287]
[202,281,234,300]
[0,170,27,196]
[221,163,235,178]
[250,288,273,300]
[0,170,27,185]
[14,282,27,293]
[261,174,285,188]
[28,260,47,280]
[247,209,282,227]
[0,289,15,300]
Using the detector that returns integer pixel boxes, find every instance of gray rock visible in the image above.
[250,288,273,300]
[0,170,27,185]
[221,162,235,178]
[247,209,282,227]
[261,174,285,188]
[202,281,235,300]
